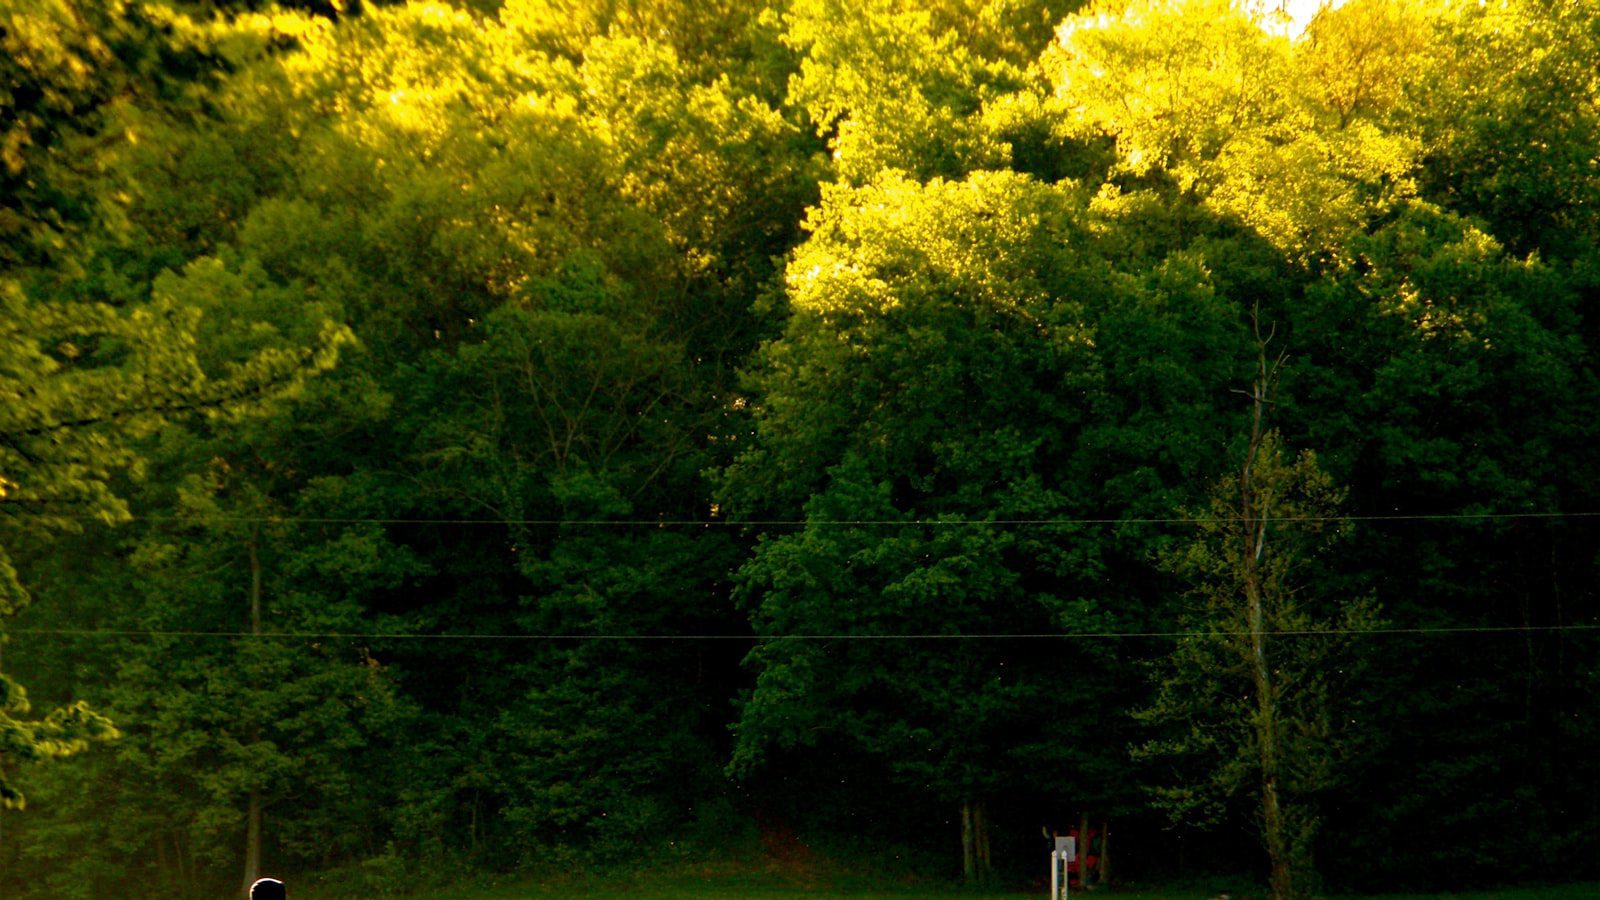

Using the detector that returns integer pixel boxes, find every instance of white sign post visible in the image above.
[1050,836,1076,900]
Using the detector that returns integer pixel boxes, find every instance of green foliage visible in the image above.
[1138,430,1379,895]
[5,0,1600,894]
[1401,0,1600,260]
[1046,0,1417,256]
[1288,201,1587,511]
[0,688,117,810]
[1,0,166,268]
[722,172,1251,881]
[0,263,347,809]
[780,0,1040,182]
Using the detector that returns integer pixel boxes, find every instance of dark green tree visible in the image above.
[723,170,1244,882]
[1139,340,1378,899]
[1,264,346,811]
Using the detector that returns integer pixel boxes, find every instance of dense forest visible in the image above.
[3,0,1599,896]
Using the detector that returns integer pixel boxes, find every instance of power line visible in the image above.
[6,511,1600,527]
[8,624,1600,641]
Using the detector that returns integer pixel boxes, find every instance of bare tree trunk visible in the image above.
[1249,563,1291,899]
[958,798,991,884]
[1243,334,1293,900]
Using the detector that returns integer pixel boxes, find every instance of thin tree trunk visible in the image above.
[974,800,991,882]
[1519,561,1536,735]
[1099,820,1110,887]
[243,789,262,894]
[1249,564,1291,899]
[249,526,262,635]
[960,800,975,884]
[242,529,263,896]
[1552,542,1565,706]
[1243,337,1292,900]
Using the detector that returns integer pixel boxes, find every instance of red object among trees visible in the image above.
[1065,823,1109,888]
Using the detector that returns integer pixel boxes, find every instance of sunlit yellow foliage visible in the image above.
[500,0,762,76]
[783,0,1016,183]
[1046,0,1289,181]
[1047,0,1418,256]
[1393,0,1600,255]
[0,0,121,174]
[575,34,814,281]
[1207,120,1417,256]
[1298,0,1437,128]
[786,171,1087,329]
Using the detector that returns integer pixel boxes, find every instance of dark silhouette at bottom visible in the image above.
[250,877,286,900]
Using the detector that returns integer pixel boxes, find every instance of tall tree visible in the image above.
[1139,336,1378,898]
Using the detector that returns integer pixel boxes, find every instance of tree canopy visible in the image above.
[3,1,1599,897]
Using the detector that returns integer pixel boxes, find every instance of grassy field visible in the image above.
[292,858,1600,900]
[408,881,1600,900]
